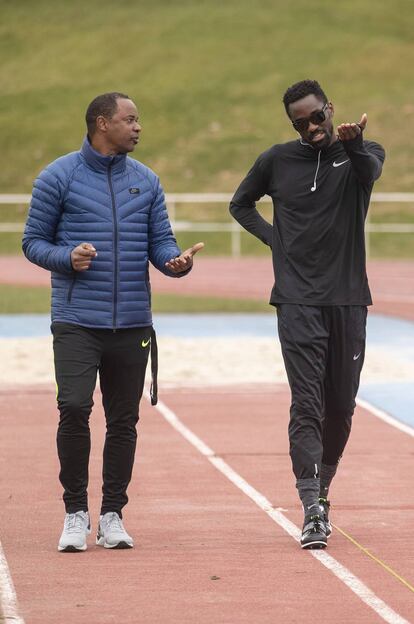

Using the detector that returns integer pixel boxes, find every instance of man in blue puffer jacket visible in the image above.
[23,92,203,553]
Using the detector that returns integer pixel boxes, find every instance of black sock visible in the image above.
[319,462,338,499]
[296,478,320,516]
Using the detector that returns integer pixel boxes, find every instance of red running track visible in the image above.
[0,383,413,623]
[2,255,414,321]
[1,254,413,621]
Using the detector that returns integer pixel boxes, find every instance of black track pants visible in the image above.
[52,322,151,516]
[277,305,367,480]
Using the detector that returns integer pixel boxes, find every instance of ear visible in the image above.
[328,101,334,117]
[95,115,109,133]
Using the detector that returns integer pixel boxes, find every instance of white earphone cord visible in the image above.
[311,150,321,192]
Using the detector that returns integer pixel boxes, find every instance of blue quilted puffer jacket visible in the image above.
[23,138,188,329]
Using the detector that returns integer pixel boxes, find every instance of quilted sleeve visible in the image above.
[22,165,74,274]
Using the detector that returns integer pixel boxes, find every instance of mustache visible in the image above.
[309,129,326,140]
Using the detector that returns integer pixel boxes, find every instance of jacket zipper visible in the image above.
[107,161,118,330]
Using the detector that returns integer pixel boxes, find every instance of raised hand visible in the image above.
[71,242,97,271]
[337,113,367,141]
[165,242,204,274]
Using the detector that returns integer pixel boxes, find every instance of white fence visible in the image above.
[1,192,413,257]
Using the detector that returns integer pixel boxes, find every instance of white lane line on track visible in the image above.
[356,397,414,438]
[0,540,24,623]
[145,390,410,624]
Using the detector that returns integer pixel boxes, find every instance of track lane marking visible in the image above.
[144,390,410,624]
[0,540,24,623]
[333,524,414,594]
[356,397,414,438]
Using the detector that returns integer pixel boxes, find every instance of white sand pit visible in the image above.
[1,335,414,389]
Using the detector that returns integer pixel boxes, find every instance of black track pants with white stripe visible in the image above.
[277,305,367,480]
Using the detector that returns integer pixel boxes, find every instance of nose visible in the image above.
[307,121,319,133]
[134,121,141,133]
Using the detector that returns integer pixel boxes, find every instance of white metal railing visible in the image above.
[1,193,413,257]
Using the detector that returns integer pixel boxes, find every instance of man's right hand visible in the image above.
[337,113,367,141]
[71,242,97,271]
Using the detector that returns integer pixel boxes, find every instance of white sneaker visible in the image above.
[58,511,91,552]
[96,512,134,549]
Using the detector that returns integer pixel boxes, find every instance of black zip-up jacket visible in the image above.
[230,133,385,306]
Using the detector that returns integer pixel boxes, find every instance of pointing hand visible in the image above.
[165,242,205,273]
[337,113,367,141]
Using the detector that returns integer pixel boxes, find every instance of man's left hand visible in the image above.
[337,113,367,141]
[165,242,205,273]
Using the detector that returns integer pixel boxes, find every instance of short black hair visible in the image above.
[282,80,328,115]
[85,92,130,136]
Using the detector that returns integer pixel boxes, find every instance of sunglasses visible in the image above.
[291,103,329,132]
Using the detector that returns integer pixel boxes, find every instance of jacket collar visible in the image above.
[298,137,344,159]
[81,136,127,173]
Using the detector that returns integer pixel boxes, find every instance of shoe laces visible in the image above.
[309,514,324,532]
[103,512,124,531]
[65,512,88,533]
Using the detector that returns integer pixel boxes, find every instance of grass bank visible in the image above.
[1,0,413,260]
[1,0,413,195]
[0,284,271,315]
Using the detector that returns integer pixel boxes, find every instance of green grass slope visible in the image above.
[0,285,270,314]
[1,0,413,193]
[0,0,413,259]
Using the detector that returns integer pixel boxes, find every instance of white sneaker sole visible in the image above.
[58,527,91,552]
[96,535,133,549]
[58,543,88,552]
[300,539,327,550]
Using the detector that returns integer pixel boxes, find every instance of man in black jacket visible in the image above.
[229,79,385,549]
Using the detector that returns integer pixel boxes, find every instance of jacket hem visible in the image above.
[51,319,153,330]
[270,299,372,307]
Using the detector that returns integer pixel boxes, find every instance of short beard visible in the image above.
[305,130,331,151]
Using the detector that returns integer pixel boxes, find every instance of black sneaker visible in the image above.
[318,497,332,538]
[300,514,327,549]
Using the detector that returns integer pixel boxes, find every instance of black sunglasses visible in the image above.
[291,103,329,132]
